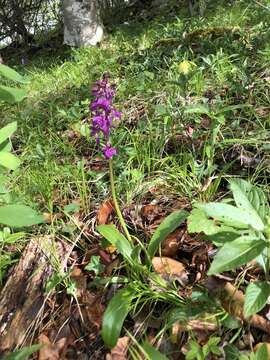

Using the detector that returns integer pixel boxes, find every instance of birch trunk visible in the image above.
[63,0,104,47]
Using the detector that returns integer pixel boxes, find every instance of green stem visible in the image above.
[109,159,132,243]
[266,240,270,283]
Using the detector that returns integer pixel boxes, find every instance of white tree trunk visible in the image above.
[63,0,104,47]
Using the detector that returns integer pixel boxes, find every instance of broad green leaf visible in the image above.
[0,205,45,227]
[102,286,135,348]
[203,337,221,357]
[197,203,264,231]
[184,103,211,116]
[205,231,240,247]
[0,140,12,152]
[147,210,188,259]
[188,207,235,236]
[186,340,204,360]
[208,236,266,275]
[222,314,241,329]
[244,281,270,317]
[0,85,26,103]
[0,122,17,144]
[229,179,268,224]
[0,152,21,170]
[254,344,268,360]
[97,224,133,259]
[0,64,27,83]
[188,208,218,235]
[224,344,240,360]
[256,248,268,273]
[141,341,169,360]
[3,344,42,360]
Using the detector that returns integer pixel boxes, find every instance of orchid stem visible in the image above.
[109,159,132,243]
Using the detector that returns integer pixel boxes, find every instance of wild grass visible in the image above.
[1,0,270,355]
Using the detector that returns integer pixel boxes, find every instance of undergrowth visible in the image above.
[1,0,270,358]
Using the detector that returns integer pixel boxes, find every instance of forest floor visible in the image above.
[1,0,270,359]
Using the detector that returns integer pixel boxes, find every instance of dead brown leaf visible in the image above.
[106,336,130,360]
[141,204,161,223]
[171,320,218,344]
[81,291,105,330]
[161,229,181,257]
[206,277,270,334]
[70,267,87,298]
[38,334,68,360]
[152,257,188,285]
[97,199,114,225]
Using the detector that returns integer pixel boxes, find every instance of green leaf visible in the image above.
[3,344,42,360]
[205,231,240,247]
[208,236,266,275]
[229,179,267,225]
[141,341,169,360]
[0,85,26,103]
[0,140,12,152]
[85,255,104,275]
[0,205,45,227]
[0,122,17,145]
[102,286,135,348]
[147,210,188,259]
[244,282,270,317]
[224,344,240,360]
[0,152,21,170]
[197,202,264,231]
[254,344,268,360]
[0,64,27,83]
[64,203,80,213]
[188,207,235,236]
[184,104,211,116]
[203,337,221,356]
[186,340,203,360]
[222,314,241,329]
[97,224,133,259]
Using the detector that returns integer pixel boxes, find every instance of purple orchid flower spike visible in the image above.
[89,73,120,159]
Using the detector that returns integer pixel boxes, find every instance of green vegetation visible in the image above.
[2,0,270,358]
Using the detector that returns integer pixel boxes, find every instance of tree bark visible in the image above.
[63,0,104,47]
[0,236,71,356]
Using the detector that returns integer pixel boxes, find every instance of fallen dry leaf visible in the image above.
[152,257,188,285]
[171,319,218,343]
[161,229,181,257]
[97,199,114,225]
[70,267,87,298]
[106,336,130,360]
[141,204,161,223]
[81,291,105,330]
[38,334,68,360]
[206,277,270,334]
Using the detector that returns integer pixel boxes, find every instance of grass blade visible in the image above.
[102,286,135,348]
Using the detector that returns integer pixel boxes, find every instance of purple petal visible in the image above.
[102,144,117,159]
[90,98,111,112]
